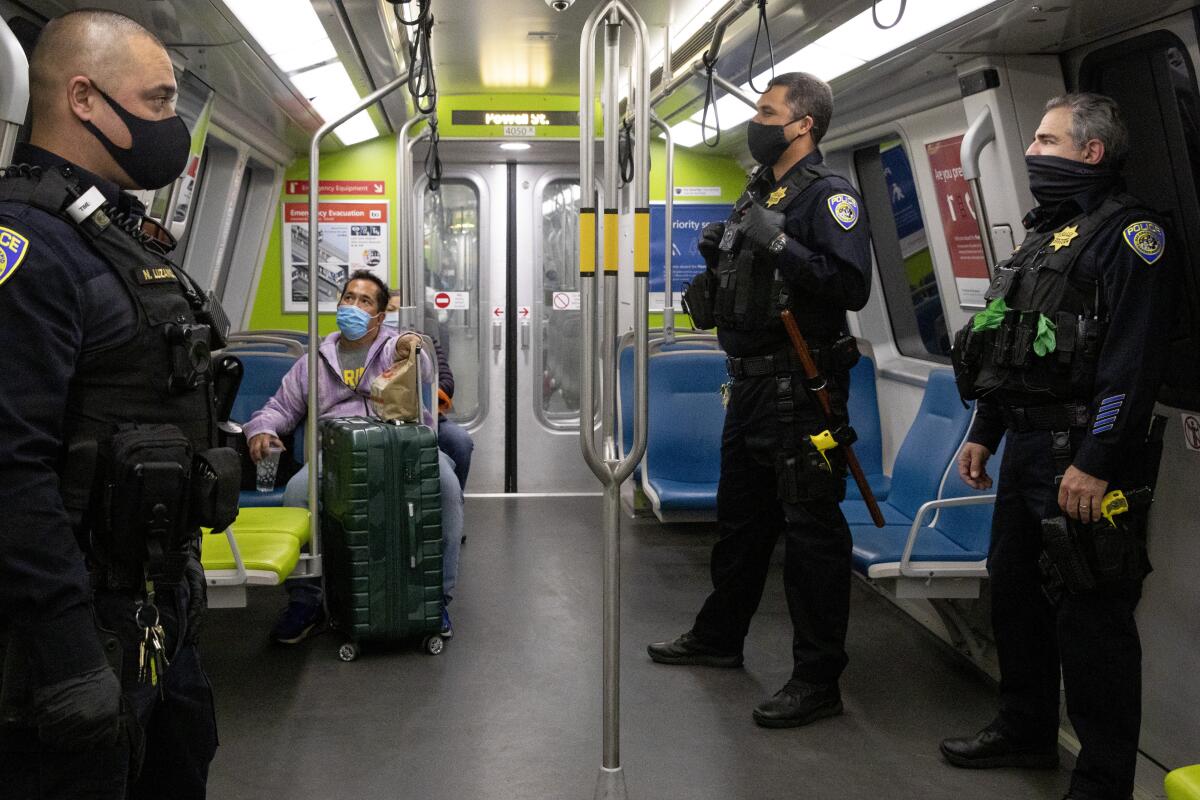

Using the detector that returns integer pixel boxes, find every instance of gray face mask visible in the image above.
[82,84,191,190]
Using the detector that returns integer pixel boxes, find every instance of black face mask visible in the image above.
[83,84,191,190]
[746,119,804,166]
[1025,154,1119,208]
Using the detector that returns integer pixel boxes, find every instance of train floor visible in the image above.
[203,495,1072,799]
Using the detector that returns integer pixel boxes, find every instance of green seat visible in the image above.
[219,506,312,546]
[201,531,300,584]
[1167,765,1200,800]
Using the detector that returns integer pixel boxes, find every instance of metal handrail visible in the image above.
[0,17,29,167]
[899,494,997,579]
[397,113,433,329]
[306,71,410,574]
[579,3,651,796]
[961,106,999,274]
[649,112,675,342]
[649,0,756,109]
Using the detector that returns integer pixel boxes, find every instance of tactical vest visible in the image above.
[712,163,834,333]
[951,194,1136,404]
[0,164,229,575]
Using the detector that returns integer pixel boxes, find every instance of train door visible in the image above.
[418,162,599,494]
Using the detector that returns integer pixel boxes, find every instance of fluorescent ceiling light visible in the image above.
[500,142,532,151]
[674,0,996,143]
[650,0,727,71]
[667,119,708,148]
[223,0,335,73]
[224,0,380,145]
[291,61,379,145]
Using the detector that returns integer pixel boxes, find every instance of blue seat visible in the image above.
[230,352,302,507]
[840,370,972,526]
[843,355,889,502]
[641,351,727,521]
[850,438,1004,603]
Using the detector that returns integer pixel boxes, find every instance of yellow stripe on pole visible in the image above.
[604,209,619,275]
[634,208,650,275]
[579,208,596,276]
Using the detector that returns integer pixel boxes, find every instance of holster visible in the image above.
[681,268,718,330]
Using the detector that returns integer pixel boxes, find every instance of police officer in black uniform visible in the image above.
[941,94,1175,800]
[648,72,873,728]
[0,10,230,798]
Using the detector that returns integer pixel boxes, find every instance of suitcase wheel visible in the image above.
[338,642,360,662]
[423,635,444,656]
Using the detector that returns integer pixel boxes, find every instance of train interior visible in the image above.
[1,0,1199,797]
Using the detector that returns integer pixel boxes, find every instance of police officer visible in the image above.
[941,93,1175,800]
[648,72,872,728]
[0,10,225,798]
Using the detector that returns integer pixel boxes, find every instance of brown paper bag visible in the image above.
[370,347,420,422]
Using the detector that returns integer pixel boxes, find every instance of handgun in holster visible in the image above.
[1039,515,1096,598]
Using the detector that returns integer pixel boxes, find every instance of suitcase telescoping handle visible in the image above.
[407,501,418,570]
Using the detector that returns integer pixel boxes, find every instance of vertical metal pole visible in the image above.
[579,4,649,798]
[652,113,675,342]
[306,73,409,570]
[601,13,621,463]
[396,113,430,329]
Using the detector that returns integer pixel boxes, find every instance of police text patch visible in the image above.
[0,227,30,289]
[1122,221,1165,265]
[827,194,858,231]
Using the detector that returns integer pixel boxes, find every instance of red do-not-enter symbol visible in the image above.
[434,292,451,309]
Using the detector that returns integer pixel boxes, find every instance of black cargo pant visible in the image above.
[989,428,1143,800]
[691,368,853,684]
[0,582,218,800]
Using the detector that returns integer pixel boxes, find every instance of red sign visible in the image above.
[434,292,451,309]
[285,180,386,196]
[926,135,987,280]
[284,202,388,224]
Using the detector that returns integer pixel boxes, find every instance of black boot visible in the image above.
[939,724,1059,769]
[752,679,843,728]
[646,631,743,668]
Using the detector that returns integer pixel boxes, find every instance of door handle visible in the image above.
[492,320,502,351]
[520,319,530,350]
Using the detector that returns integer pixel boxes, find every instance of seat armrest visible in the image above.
[899,494,997,578]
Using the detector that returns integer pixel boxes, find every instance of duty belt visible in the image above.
[1001,402,1090,432]
[725,349,808,379]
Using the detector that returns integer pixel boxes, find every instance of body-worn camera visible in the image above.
[165,322,213,394]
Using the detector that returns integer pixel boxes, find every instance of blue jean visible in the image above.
[282,450,463,602]
[437,418,474,490]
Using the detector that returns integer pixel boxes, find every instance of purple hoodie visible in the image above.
[242,328,433,441]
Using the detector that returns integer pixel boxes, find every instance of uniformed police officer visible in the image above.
[647,72,873,728]
[0,10,224,798]
[941,94,1175,800]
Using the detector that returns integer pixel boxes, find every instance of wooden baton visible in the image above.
[781,309,886,528]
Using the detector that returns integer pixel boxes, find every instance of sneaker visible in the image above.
[440,606,453,639]
[270,600,324,644]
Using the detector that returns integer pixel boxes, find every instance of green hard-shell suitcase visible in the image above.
[320,416,444,659]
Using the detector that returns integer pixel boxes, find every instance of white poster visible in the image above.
[282,200,389,313]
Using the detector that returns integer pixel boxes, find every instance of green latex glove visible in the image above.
[1033,313,1057,357]
[972,298,1008,332]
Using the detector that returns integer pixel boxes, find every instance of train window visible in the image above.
[1079,31,1200,409]
[853,138,951,362]
[423,180,482,423]
[213,163,254,300]
[536,179,582,427]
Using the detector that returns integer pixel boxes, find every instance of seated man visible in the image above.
[243,270,463,643]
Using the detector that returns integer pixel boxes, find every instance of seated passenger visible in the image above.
[386,289,474,492]
[243,271,464,644]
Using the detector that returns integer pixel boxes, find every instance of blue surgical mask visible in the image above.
[336,305,374,340]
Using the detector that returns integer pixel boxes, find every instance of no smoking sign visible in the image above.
[1184,413,1200,453]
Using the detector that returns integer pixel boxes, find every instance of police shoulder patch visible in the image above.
[0,226,31,289]
[826,193,858,231]
[1122,220,1165,265]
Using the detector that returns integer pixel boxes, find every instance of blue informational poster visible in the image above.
[649,203,732,295]
[880,143,923,240]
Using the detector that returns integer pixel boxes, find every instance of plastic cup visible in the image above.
[256,444,284,493]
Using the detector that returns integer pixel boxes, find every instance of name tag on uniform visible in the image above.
[134,266,178,284]
[67,186,108,224]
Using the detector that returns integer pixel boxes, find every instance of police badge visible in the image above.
[1122,221,1165,265]
[826,193,859,231]
[0,226,30,289]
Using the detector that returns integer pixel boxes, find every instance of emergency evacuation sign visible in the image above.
[926,134,989,308]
